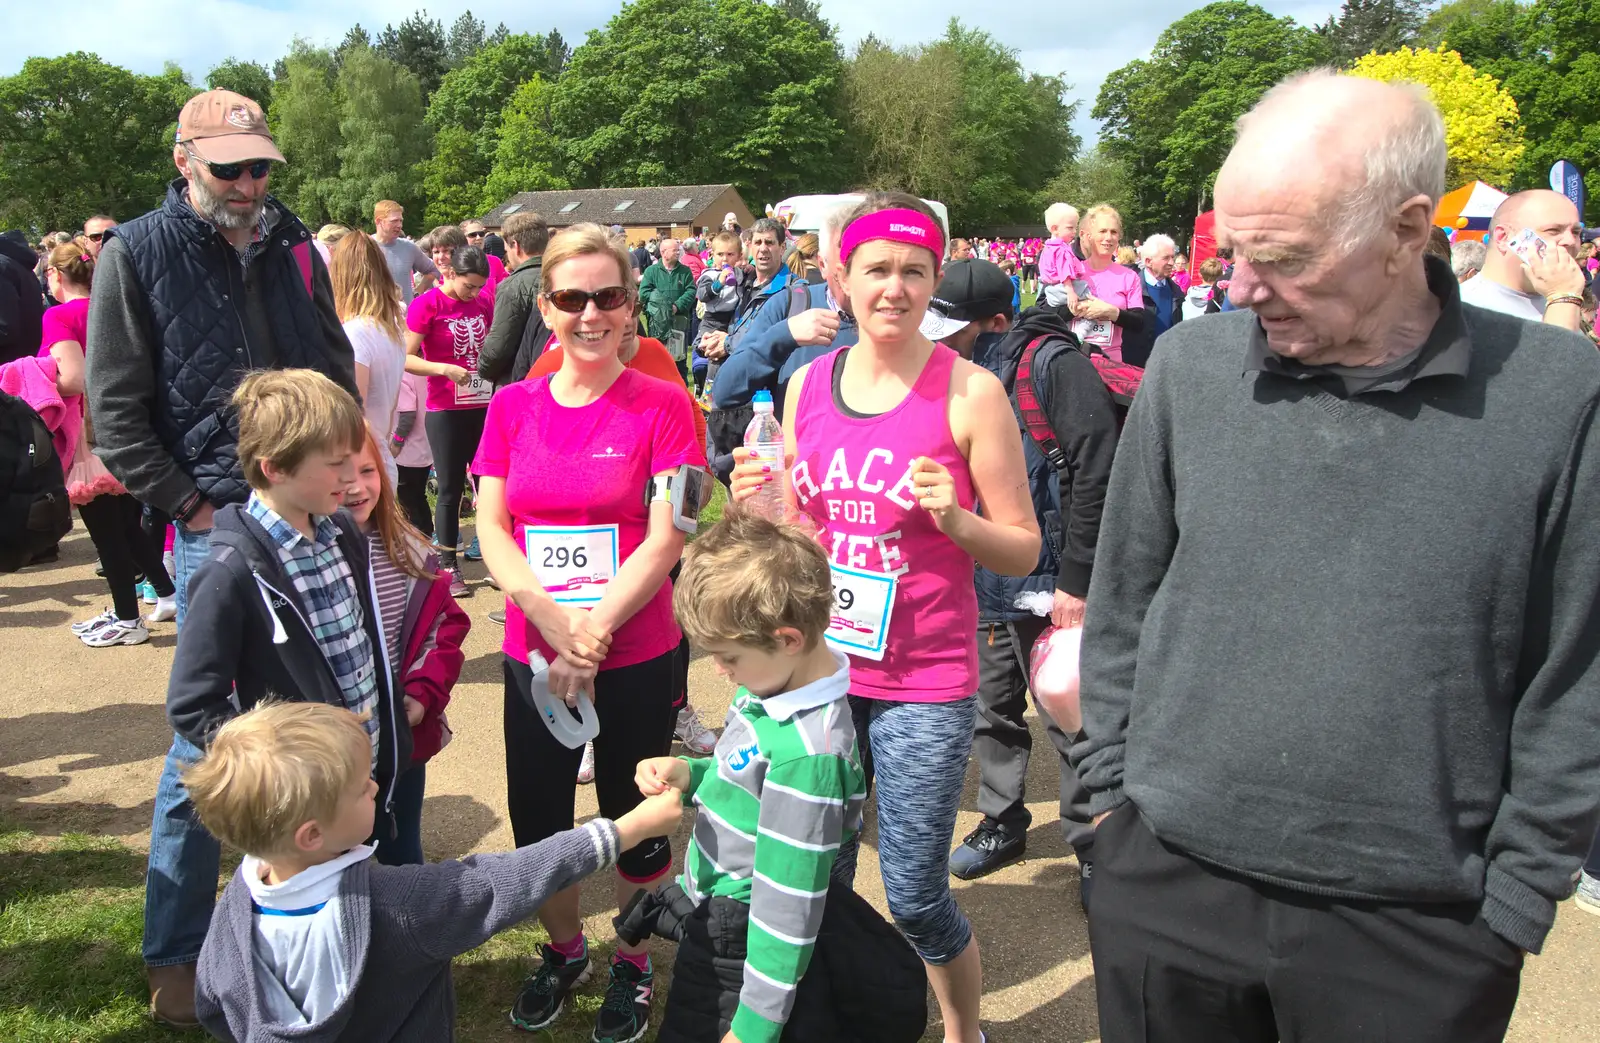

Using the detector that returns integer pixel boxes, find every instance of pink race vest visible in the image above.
[792,345,978,701]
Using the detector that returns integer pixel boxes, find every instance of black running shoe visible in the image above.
[510,943,590,1032]
[592,957,653,1043]
[948,818,1025,880]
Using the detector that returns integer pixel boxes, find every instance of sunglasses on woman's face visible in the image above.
[545,286,631,313]
[190,152,273,182]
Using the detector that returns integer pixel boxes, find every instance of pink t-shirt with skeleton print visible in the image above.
[406,286,495,411]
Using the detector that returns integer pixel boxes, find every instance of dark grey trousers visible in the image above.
[972,617,1096,855]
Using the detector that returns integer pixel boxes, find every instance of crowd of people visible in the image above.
[2,70,1600,1043]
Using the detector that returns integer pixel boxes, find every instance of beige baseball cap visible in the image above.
[175,89,285,164]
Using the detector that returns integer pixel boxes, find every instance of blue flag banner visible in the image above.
[1550,160,1586,216]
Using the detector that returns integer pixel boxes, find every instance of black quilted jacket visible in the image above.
[84,180,356,515]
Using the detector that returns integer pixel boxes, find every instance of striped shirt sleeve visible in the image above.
[731,753,854,1043]
[679,754,713,803]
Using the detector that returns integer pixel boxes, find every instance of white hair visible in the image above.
[1139,233,1177,260]
[1450,238,1486,278]
[1236,70,1447,254]
[816,203,851,262]
[1044,202,1079,229]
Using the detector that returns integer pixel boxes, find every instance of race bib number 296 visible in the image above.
[525,524,619,605]
[825,562,897,661]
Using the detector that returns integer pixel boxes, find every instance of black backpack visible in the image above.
[0,390,72,572]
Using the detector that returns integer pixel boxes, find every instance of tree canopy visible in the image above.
[1352,44,1525,186]
[549,0,846,205]
[1094,2,1326,235]
[0,53,191,231]
[843,21,1078,230]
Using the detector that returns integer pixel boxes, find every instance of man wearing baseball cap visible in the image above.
[920,256,1018,357]
[942,259,1120,898]
[84,88,356,1026]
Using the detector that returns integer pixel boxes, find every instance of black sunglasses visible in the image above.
[545,286,631,313]
[465,231,485,240]
[86,231,108,242]
[186,148,272,182]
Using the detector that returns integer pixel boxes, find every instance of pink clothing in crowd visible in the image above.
[1038,238,1084,287]
[405,288,494,412]
[471,368,704,671]
[791,344,979,702]
[37,297,89,357]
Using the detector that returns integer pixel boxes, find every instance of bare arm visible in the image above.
[48,340,85,398]
[940,360,1041,575]
[588,494,687,637]
[403,329,467,381]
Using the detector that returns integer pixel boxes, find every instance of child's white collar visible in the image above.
[758,651,851,722]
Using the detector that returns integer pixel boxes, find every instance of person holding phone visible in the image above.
[1459,188,1586,332]
[472,222,707,1043]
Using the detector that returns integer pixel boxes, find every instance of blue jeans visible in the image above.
[172,522,211,627]
[377,765,426,866]
[834,694,977,965]
[142,732,222,966]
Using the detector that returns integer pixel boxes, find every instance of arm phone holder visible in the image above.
[524,651,601,749]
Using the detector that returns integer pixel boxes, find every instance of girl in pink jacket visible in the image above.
[346,424,472,865]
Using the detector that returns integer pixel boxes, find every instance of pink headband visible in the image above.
[839,208,945,268]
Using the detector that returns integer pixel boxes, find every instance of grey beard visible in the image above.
[188,173,263,231]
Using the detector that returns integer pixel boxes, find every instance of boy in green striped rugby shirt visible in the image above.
[638,512,865,1043]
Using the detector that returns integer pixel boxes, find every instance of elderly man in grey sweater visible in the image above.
[1072,72,1600,1043]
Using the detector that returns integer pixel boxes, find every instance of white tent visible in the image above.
[1433,180,1508,232]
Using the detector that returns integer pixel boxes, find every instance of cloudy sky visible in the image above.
[1,0,1344,146]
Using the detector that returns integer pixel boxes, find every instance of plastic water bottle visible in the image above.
[743,390,786,519]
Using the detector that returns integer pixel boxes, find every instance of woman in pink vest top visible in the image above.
[730,192,1039,1043]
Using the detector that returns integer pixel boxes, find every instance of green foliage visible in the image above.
[266,42,343,226]
[325,45,431,227]
[544,29,572,79]
[427,34,552,137]
[1314,0,1426,64]
[422,125,486,225]
[482,76,571,209]
[1496,0,1600,220]
[1094,1,1326,235]
[1039,147,1135,219]
[549,0,846,205]
[0,52,190,232]
[840,20,1078,230]
[206,57,273,107]
[447,10,488,68]
[377,10,451,98]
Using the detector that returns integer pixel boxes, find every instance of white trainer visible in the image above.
[577,741,596,785]
[674,705,718,755]
[80,618,151,648]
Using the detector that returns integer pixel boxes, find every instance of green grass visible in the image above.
[0,822,617,1042]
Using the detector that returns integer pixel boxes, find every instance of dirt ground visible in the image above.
[3,527,1598,1041]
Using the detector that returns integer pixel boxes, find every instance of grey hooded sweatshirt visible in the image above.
[195,819,621,1042]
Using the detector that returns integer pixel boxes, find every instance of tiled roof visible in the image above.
[481,184,738,228]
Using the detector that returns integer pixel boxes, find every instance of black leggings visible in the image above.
[424,407,486,565]
[78,494,174,620]
[503,650,678,881]
[395,465,434,538]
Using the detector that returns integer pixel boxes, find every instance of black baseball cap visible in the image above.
[921,259,1016,341]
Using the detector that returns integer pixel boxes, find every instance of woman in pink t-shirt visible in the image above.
[730,193,1039,1043]
[1071,205,1146,362]
[41,244,177,642]
[404,245,494,591]
[473,223,705,1038]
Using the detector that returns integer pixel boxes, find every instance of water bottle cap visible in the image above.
[753,390,773,405]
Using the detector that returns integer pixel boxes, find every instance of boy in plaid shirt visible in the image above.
[153,369,412,1023]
